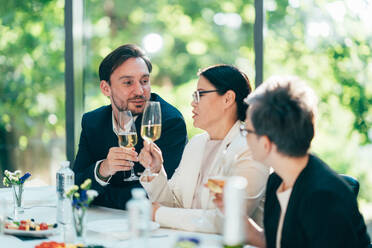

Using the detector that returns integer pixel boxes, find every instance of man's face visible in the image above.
[101,57,151,116]
[245,108,267,163]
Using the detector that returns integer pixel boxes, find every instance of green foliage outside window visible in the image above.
[0,0,371,207]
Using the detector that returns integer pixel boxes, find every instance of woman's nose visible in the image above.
[191,99,197,107]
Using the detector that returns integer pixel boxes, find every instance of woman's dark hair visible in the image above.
[99,44,152,83]
[198,64,252,121]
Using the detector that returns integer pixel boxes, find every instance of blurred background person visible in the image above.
[138,64,269,233]
[215,76,370,247]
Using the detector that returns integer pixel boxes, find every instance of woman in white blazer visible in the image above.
[138,64,269,233]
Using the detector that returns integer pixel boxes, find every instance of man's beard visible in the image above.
[111,94,147,116]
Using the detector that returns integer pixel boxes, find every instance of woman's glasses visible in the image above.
[239,124,256,137]
[192,90,219,103]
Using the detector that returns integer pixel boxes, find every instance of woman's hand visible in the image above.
[212,192,224,213]
[204,182,225,213]
[138,140,163,174]
[152,202,161,221]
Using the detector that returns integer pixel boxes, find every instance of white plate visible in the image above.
[87,219,160,240]
[4,228,58,238]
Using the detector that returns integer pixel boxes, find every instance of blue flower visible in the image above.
[69,181,98,211]
[72,198,79,207]
[80,190,88,202]
[19,172,31,184]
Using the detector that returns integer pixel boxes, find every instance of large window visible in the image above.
[264,0,372,236]
[264,0,372,203]
[1,0,371,236]
[83,0,256,137]
[0,0,65,186]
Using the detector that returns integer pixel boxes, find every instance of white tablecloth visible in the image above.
[0,186,223,248]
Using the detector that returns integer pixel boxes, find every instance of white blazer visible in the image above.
[140,121,269,233]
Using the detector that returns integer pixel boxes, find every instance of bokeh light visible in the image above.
[143,33,163,53]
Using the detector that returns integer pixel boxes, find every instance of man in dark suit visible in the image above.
[73,44,187,210]
[240,76,370,247]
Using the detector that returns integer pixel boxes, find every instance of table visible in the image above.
[0,186,223,248]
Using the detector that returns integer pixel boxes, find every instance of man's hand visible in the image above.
[138,140,163,174]
[99,147,138,178]
[152,202,161,221]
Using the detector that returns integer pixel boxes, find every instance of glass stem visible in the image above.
[130,167,135,176]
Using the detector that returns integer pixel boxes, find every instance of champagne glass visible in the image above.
[116,110,139,181]
[140,101,162,177]
[198,149,232,227]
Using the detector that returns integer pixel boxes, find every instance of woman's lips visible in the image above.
[192,111,197,118]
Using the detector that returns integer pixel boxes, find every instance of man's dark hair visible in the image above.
[246,76,317,157]
[98,44,152,83]
[198,64,252,121]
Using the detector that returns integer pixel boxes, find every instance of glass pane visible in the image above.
[83,0,255,137]
[264,0,372,235]
[0,0,66,187]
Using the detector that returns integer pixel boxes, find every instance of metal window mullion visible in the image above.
[254,0,264,87]
[65,0,84,164]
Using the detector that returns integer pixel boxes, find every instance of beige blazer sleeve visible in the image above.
[152,138,269,233]
[155,207,223,234]
[140,134,206,208]
[140,165,184,208]
[230,146,269,226]
[140,122,269,233]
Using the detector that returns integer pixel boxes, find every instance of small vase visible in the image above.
[73,207,86,244]
[11,184,24,220]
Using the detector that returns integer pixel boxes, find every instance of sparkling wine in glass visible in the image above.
[116,110,140,181]
[141,101,162,177]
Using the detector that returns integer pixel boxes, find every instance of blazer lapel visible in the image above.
[106,109,118,151]
[200,121,242,209]
[183,134,209,208]
[206,121,241,177]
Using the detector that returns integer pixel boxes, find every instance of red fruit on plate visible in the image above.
[40,223,49,230]
[35,241,65,248]
[19,224,27,230]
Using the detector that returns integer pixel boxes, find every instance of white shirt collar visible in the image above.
[111,110,138,134]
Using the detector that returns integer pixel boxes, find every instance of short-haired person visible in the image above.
[138,64,269,233]
[235,76,370,247]
[73,44,188,209]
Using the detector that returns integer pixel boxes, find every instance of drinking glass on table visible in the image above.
[115,110,139,181]
[0,198,11,235]
[140,101,162,177]
[0,198,6,234]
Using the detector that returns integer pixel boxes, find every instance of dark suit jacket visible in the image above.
[264,154,371,248]
[73,93,188,210]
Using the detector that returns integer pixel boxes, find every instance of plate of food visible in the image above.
[4,219,59,238]
[35,241,105,248]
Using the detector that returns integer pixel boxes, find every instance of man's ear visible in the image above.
[100,80,111,97]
